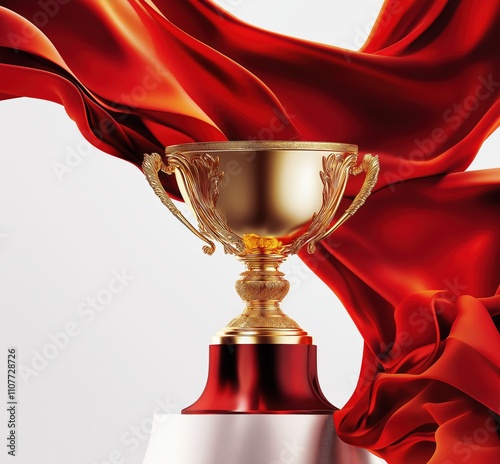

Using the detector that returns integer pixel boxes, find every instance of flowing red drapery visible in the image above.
[0,1,498,462]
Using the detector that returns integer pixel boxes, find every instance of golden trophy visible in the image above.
[141,141,379,463]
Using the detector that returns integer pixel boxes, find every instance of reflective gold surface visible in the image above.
[213,253,312,345]
[143,141,379,345]
[165,140,358,153]
[168,143,358,243]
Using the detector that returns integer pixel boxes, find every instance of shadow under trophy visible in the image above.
[142,141,380,464]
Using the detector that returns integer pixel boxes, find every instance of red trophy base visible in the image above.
[182,343,335,414]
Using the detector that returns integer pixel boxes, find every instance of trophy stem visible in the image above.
[213,253,311,345]
[236,254,290,313]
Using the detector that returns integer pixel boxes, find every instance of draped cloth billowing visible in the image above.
[0,1,499,462]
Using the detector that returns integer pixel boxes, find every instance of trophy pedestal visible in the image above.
[183,344,334,414]
[140,345,374,463]
[142,414,375,464]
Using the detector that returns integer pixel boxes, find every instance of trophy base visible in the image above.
[142,414,375,464]
[183,344,334,414]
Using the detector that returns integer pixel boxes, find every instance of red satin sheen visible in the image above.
[301,171,500,462]
[0,1,499,463]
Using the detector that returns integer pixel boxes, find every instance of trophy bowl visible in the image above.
[142,141,379,414]
[169,141,360,242]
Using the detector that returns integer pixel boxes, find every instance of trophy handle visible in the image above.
[142,153,216,255]
[306,153,380,253]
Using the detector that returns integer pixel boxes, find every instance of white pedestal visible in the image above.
[143,414,375,464]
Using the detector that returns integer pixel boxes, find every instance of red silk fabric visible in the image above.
[0,1,498,462]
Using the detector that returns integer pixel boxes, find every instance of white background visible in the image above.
[0,1,498,463]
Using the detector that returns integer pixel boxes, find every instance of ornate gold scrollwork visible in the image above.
[289,153,379,254]
[143,152,245,256]
[166,153,245,255]
[142,152,217,255]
